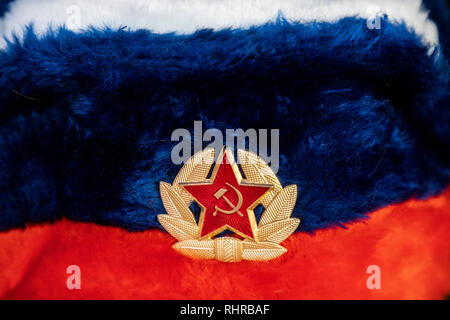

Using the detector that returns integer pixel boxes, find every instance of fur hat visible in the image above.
[0,0,449,299]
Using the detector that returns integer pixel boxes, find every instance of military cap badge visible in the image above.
[157,147,300,262]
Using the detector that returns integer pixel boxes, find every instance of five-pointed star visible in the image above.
[181,148,272,241]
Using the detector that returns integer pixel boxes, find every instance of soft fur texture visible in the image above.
[423,0,450,57]
[0,0,11,17]
[1,188,449,299]
[0,17,449,233]
[0,0,439,48]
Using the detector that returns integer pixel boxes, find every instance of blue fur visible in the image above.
[0,17,449,233]
[423,0,450,58]
[0,0,12,17]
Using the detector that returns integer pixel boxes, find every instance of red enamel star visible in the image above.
[181,148,272,241]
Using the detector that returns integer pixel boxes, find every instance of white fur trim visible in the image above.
[0,0,439,49]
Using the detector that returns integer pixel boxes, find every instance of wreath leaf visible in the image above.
[241,241,287,261]
[257,218,300,243]
[237,149,282,207]
[173,148,215,204]
[172,240,215,259]
[160,181,196,224]
[157,215,199,241]
[259,184,297,226]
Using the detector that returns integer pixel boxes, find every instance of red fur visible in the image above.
[0,189,449,299]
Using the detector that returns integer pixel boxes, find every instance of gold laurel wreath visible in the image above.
[157,148,300,262]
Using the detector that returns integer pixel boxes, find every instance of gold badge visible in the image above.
[157,147,300,262]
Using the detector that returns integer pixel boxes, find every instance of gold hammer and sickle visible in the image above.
[213,183,244,217]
